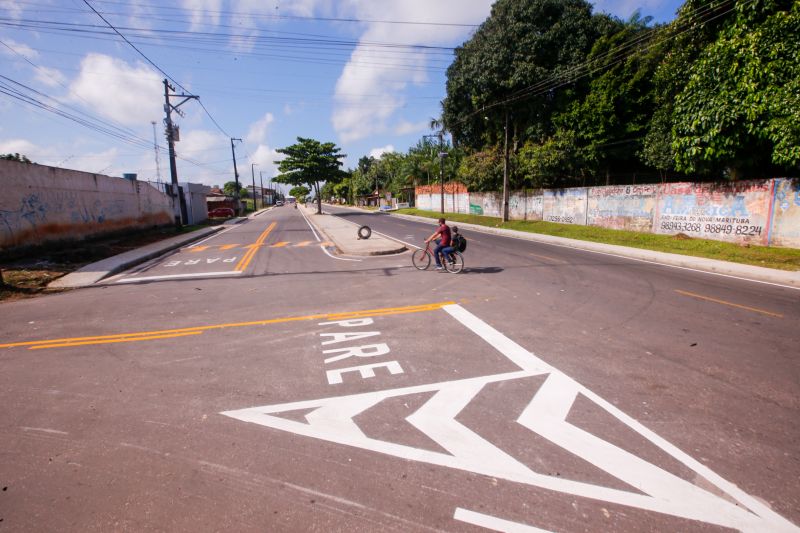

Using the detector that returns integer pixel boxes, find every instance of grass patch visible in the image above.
[395,208,800,271]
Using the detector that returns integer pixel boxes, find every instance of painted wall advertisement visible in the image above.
[654,181,773,245]
[769,178,800,248]
[543,188,587,225]
[587,184,657,232]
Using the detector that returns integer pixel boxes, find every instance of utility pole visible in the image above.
[163,78,198,227]
[259,171,265,209]
[230,138,242,215]
[250,163,258,214]
[438,131,445,214]
[502,107,510,222]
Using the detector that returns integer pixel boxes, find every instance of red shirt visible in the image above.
[438,224,451,246]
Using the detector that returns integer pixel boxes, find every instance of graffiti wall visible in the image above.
[543,188,588,225]
[0,160,173,250]
[510,190,544,221]
[769,178,800,248]
[654,181,773,245]
[587,184,657,232]
[413,179,799,248]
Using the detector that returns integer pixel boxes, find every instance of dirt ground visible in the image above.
[0,224,217,302]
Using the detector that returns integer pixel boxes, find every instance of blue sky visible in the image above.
[1,0,683,194]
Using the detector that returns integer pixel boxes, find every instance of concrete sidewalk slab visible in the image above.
[300,204,406,256]
[48,225,227,289]
[388,211,800,288]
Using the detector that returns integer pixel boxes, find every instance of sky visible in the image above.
[1,0,683,194]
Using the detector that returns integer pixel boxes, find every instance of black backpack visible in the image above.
[452,233,467,252]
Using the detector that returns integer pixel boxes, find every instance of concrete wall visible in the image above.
[769,178,800,248]
[653,180,774,245]
[179,182,211,225]
[587,184,658,232]
[414,177,799,248]
[0,160,173,250]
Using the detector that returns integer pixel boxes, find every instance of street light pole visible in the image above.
[502,107,510,222]
[438,131,445,214]
[251,163,258,213]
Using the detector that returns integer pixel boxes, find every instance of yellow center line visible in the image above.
[674,289,784,318]
[295,241,313,247]
[188,246,209,252]
[0,301,456,350]
[30,331,203,350]
[270,241,289,248]
[220,244,238,250]
[235,222,277,272]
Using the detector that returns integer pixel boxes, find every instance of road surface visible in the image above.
[1,205,798,532]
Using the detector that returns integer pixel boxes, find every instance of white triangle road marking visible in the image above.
[221,304,799,532]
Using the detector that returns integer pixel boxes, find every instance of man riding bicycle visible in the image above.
[425,218,451,271]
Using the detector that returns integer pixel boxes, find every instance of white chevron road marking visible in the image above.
[222,304,799,533]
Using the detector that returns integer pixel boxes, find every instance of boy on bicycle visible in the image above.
[425,218,451,270]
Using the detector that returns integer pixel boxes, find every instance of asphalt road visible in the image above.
[1,205,798,532]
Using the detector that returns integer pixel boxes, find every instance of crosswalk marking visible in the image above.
[183,241,334,251]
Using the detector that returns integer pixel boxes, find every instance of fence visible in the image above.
[414,178,800,248]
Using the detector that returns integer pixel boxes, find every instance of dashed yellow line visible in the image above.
[270,241,290,248]
[220,244,238,250]
[0,301,456,350]
[674,289,783,318]
[235,222,276,272]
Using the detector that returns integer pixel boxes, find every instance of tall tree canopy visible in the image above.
[274,137,347,214]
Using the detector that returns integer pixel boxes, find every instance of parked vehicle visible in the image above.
[208,207,235,218]
[275,200,284,206]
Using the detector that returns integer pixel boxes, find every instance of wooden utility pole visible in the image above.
[163,79,198,227]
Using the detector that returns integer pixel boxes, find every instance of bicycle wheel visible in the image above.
[412,249,431,270]
[444,252,464,273]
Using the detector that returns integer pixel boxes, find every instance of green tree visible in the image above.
[274,137,347,214]
[670,0,800,177]
[1,153,32,163]
[223,180,246,197]
[289,185,310,200]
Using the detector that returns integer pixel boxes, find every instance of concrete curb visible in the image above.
[300,205,406,256]
[48,225,226,289]
[388,212,800,288]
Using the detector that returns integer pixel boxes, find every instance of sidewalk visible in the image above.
[48,216,250,289]
[299,203,406,256]
[387,210,800,288]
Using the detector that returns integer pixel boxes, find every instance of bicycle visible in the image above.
[412,241,464,273]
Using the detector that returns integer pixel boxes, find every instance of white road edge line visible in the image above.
[115,271,243,283]
[300,206,362,262]
[454,508,554,533]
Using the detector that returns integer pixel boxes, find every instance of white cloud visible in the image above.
[328,0,493,143]
[0,138,38,156]
[181,0,223,30]
[34,66,67,88]
[250,144,280,178]
[0,38,38,60]
[369,145,394,159]
[245,112,274,145]
[394,119,430,136]
[0,0,24,20]
[69,54,162,126]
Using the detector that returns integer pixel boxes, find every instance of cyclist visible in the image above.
[425,218,451,270]
[440,226,462,264]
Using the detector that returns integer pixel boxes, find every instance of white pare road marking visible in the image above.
[116,271,243,283]
[454,508,554,533]
[317,317,404,385]
[222,304,799,532]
